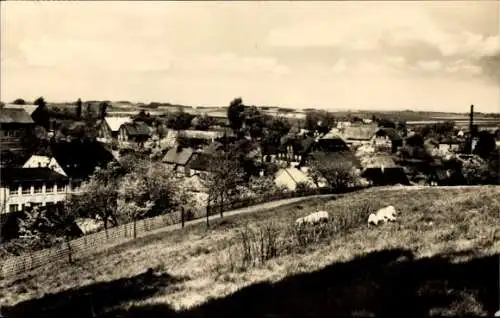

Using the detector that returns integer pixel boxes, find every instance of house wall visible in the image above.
[0,182,69,214]
[0,123,34,152]
[274,170,296,191]
[97,121,114,142]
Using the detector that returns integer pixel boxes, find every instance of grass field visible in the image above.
[1,187,499,317]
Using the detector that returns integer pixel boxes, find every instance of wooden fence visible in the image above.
[0,186,368,278]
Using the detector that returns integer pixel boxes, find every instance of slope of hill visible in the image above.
[1,187,499,317]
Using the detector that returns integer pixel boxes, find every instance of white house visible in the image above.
[274,167,318,191]
[0,167,70,214]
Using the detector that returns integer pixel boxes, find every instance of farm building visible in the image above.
[162,146,195,176]
[274,167,318,191]
[97,116,132,142]
[360,154,410,186]
[341,124,378,146]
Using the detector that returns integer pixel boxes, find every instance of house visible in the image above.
[373,128,403,153]
[185,152,214,176]
[360,154,410,186]
[437,139,462,153]
[118,121,152,144]
[23,155,66,176]
[274,167,318,191]
[0,108,36,153]
[4,103,49,129]
[317,132,349,153]
[341,124,378,146]
[0,167,70,214]
[97,116,132,142]
[162,146,195,176]
[42,141,116,190]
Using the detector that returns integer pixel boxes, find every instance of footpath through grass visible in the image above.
[1,187,499,317]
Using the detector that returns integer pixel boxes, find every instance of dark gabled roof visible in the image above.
[0,108,35,124]
[45,141,115,180]
[308,151,361,169]
[375,128,402,141]
[162,147,194,165]
[122,121,151,136]
[316,136,349,152]
[0,167,68,185]
[186,152,215,172]
[298,137,316,154]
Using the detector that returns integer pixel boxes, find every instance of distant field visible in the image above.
[2,187,499,317]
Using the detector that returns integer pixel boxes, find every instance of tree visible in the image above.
[461,156,490,185]
[12,98,26,105]
[34,96,46,108]
[167,111,195,131]
[241,106,267,139]
[227,97,245,132]
[309,153,358,190]
[76,98,83,119]
[99,101,109,119]
[117,171,154,238]
[473,131,496,160]
[377,118,396,129]
[194,115,215,131]
[66,162,123,237]
[17,203,77,260]
[201,152,245,218]
[304,111,335,133]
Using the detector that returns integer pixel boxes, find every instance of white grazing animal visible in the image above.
[296,211,329,227]
[376,206,397,222]
[368,213,380,225]
[368,206,398,226]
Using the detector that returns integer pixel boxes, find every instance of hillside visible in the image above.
[1,187,499,317]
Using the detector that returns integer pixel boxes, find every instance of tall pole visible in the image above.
[469,104,474,154]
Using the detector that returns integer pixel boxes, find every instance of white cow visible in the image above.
[368,206,398,226]
[296,210,329,227]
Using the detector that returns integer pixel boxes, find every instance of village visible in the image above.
[1,97,499,241]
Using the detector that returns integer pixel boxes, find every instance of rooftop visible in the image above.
[0,167,68,185]
[0,108,35,124]
[104,116,132,132]
[162,147,194,166]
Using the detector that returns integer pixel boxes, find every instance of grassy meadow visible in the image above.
[1,187,499,317]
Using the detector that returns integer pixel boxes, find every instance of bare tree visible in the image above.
[201,151,245,218]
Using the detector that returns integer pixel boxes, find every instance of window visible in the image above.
[8,204,19,213]
[22,186,31,195]
[34,184,43,194]
[45,183,54,193]
[57,183,66,192]
[9,185,19,196]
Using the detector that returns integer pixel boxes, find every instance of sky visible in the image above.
[1,1,499,113]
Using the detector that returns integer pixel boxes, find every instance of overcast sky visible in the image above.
[1,1,499,112]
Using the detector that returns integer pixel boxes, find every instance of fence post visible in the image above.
[181,207,185,228]
[66,238,73,264]
[206,203,210,228]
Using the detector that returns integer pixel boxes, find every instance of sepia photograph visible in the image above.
[0,1,499,317]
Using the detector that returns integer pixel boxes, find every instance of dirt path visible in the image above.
[92,193,340,256]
